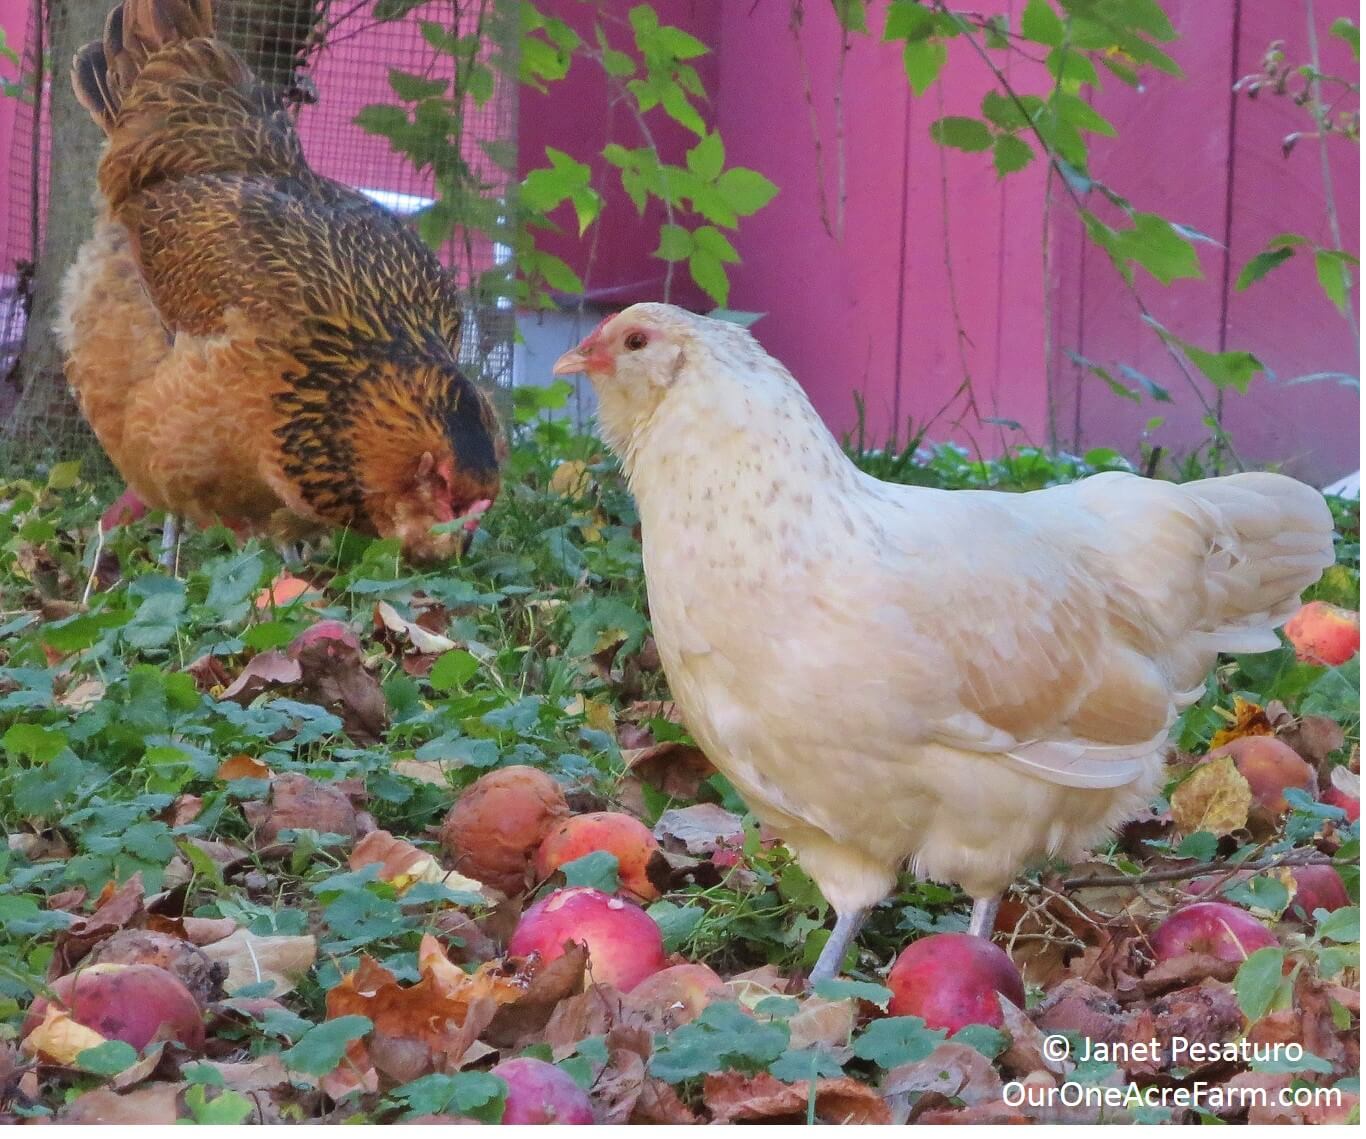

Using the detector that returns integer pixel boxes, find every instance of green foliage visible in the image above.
[354,2,778,309]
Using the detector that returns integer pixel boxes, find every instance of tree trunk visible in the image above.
[5,0,106,453]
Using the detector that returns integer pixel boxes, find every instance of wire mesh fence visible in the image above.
[1,0,518,462]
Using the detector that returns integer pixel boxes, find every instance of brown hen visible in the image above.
[59,0,502,562]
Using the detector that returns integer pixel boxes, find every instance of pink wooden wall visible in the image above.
[2,1,1357,481]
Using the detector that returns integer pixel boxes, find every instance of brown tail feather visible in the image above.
[71,0,215,132]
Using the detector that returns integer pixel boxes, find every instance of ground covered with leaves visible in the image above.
[0,397,1359,1124]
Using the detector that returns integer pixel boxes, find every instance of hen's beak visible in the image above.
[552,347,589,376]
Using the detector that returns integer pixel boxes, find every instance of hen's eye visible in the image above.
[624,331,648,351]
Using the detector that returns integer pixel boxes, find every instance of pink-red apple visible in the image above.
[1207,736,1315,815]
[887,932,1025,1031]
[1151,902,1278,963]
[441,767,569,897]
[24,963,205,1054]
[490,1056,593,1124]
[507,887,666,992]
[535,812,661,900]
[1285,601,1359,667]
[1288,865,1351,917]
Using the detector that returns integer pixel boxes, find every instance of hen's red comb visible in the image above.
[580,311,620,347]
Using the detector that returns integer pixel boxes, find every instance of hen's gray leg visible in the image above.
[808,907,867,985]
[159,515,180,570]
[968,894,1001,939]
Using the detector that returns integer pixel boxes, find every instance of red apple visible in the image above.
[1285,601,1359,667]
[1323,766,1360,822]
[100,487,148,532]
[490,1057,593,1124]
[626,963,726,1025]
[1288,865,1351,917]
[441,767,569,897]
[887,932,1025,1031]
[507,887,666,992]
[24,963,205,1054]
[1151,902,1278,963]
[1208,736,1315,815]
[535,812,661,901]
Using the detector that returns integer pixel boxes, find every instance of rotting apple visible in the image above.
[1284,601,1359,667]
[441,767,569,897]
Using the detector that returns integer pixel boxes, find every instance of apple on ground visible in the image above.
[1284,601,1359,667]
[1287,865,1351,917]
[23,963,205,1055]
[507,887,666,992]
[440,766,569,897]
[886,932,1025,1032]
[1150,902,1278,963]
[490,1056,594,1124]
[626,963,726,1025]
[1207,736,1315,815]
[536,811,661,901]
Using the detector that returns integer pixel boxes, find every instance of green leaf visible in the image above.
[1315,905,1359,943]
[693,226,739,263]
[47,460,81,490]
[1235,246,1296,290]
[1224,875,1290,914]
[184,1085,255,1125]
[952,1024,1009,1058]
[769,1047,846,1082]
[929,116,993,152]
[1021,0,1064,46]
[654,223,694,262]
[902,38,947,95]
[689,248,730,305]
[4,723,67,763]
[388,68,448,101]
[75,1040,139,1076]
[282,1016,373,1076]
[559,850,620,892]
[812,979,893,1009]
[981,90,1040,131]
[660,82,706,136]
[1234,947,1286,1021]
[1175,830,1218,861]
[657,25,709,60]
[1182,344,1265,393]
[429,650,480,692]
[647,899,704,951]
[686,132,725,182]
[1330,17,1359,59]
[1054,92,1116,136]
[833,0,869,33]
[650,1002,789,1082]
[534,252,585,295]
[1113,212,1202,284]
[389,1072,508,1123]
[715,168,779,215]
[852,1016,946,1068]
[993,134,1034,176]
[1047,46,1100,88]
[1314,248,1353,313]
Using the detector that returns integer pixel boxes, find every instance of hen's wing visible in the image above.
[863,471,1333,788]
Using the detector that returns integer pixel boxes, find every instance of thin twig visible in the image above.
[1047,849,1347,891]
[789,1,835,239]
[939,4,1246,471]
[1305,0,1359,350]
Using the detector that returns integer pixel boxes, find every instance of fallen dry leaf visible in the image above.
[51,873,146,975]
[217,754,272,782]
[350,829,492,898]
[220,650,302,704]
[374,600,457,654]
[56,677,106,711]
[21,1004,109,1065]
[653,803,744,857]
[1170,756,1252,836]
[200,929,317,998]
[57,1082,185,1124]
[703,1071,892,1125]
[1208,696,1275,751]
[881,1041,1002,1105]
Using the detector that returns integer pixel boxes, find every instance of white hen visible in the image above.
[554,303,1336,982]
